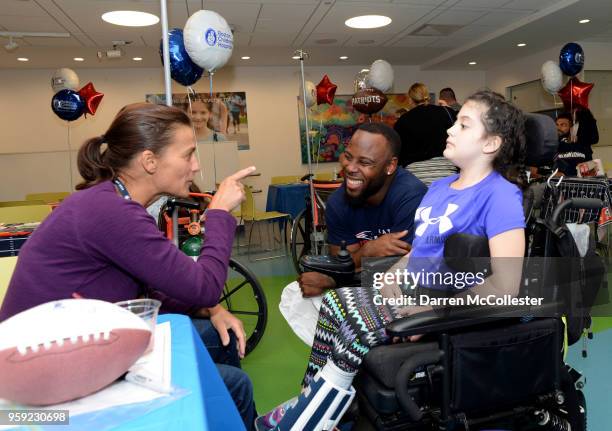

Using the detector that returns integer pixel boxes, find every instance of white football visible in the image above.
[0,299,151,405]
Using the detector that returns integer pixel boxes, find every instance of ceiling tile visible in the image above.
[454,0,510,8]
[427,9,488,26]
[448,24,497,38]
[392,35,439,47]
[302,33,350,47]
[250,33,300,47]
[0,15,66,32]
[500,0,559,11]
[472,10,532,26]
[21,36,82,47]
[2,0,49,16]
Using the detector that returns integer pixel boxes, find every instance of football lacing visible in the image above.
[15,331,112,355]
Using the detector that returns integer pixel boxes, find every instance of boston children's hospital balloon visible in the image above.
[183,10,234,72]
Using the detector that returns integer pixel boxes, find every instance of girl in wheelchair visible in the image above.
[256,90,528,431]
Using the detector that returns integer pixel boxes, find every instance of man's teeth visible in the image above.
[347,179,363,186]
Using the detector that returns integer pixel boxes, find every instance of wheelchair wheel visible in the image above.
[290,209,311,273]
[219,258,268,356]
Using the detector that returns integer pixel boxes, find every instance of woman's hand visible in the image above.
[208,166,256,212]
[209,304,246,359]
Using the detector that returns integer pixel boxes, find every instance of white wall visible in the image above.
[485,41,612,163]
[0,65,485,203]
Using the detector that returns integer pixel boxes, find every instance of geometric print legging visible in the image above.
[302,286,403,387]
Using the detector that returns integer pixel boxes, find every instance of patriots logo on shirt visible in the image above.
[355,228,391,242]
[415,204,458,237]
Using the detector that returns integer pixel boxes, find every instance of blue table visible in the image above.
[266,183,309,220]
[118,314,244,430]
[53,314,244,431]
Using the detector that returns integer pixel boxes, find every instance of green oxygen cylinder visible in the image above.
[180,209,203,261]
[181,235,202,261]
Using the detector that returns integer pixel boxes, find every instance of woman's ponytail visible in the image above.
[75,135,114,190]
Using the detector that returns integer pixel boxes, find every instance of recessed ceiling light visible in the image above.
[132,57,143,61]
[292,55,301,59]
[579,19,590,24]
[241,56,250,60]
[74,57,84,61]
[339,56,348,60]
[517,43,526,47]
[102,11,159,27]
[345,15,391,29]
[468,61,477,65]
[17,57,29,62]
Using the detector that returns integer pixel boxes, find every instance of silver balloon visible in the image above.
[51,68,79,93]
[353,69,370,93]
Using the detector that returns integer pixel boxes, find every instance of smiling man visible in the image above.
[280,122,427,344]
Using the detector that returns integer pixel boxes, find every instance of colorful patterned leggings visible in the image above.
[302,286,403,387]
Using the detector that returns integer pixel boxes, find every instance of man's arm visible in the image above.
[328,231,410,269]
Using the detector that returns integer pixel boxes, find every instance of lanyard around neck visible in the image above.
[113,178,131,200]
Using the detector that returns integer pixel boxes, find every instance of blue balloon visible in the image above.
[559,42,584,76]
[160,28,203,87]
[51,89,85,121]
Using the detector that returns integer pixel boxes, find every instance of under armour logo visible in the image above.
[415,204,458,237]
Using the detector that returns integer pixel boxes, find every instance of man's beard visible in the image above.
[345,174,387,207]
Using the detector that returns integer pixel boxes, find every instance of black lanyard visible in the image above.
[113,178,131,200]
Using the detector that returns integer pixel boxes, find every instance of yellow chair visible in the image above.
[0,205,52,224]
[25,192,70,204]
[0,200,46,207]
[314,172,335,181]
[240,186,289,260]
[0,256,17,308]
[271,175,301,185]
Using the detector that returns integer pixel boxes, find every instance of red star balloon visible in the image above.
[78,82,104,116]
[316,75,337,105]
[558,77,594,111]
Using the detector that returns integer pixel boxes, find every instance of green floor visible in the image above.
[241,275,310,412]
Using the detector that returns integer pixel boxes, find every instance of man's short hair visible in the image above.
[557,112,573,124]
[356,122,401,158]
[439,87,456,102]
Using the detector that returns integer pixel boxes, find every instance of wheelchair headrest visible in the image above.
[524,113,558,167]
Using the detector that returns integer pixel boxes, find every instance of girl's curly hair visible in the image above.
[465,90,527,189]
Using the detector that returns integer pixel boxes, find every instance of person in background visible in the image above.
[0,103,257,429]
[438,87,462,112]
[394,83,458,185]
[553,111,594,177]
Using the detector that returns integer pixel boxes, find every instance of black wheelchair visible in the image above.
[301,113,607,430]
[157,193,268,356]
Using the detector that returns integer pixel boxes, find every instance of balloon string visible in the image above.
[208,73,218,188]
[67,122,74,192]
[186,88,205,185]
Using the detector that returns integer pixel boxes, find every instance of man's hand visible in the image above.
[361,230,411,257]
[298,272,336,298]
[209,304,246,359]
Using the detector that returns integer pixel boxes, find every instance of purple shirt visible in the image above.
[0,181,236,321]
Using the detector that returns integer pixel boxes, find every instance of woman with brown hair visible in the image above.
[0,102,257,428]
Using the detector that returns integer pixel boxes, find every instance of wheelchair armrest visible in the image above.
[386,301,561,337]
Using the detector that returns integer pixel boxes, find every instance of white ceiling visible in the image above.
[0,0,611,70]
